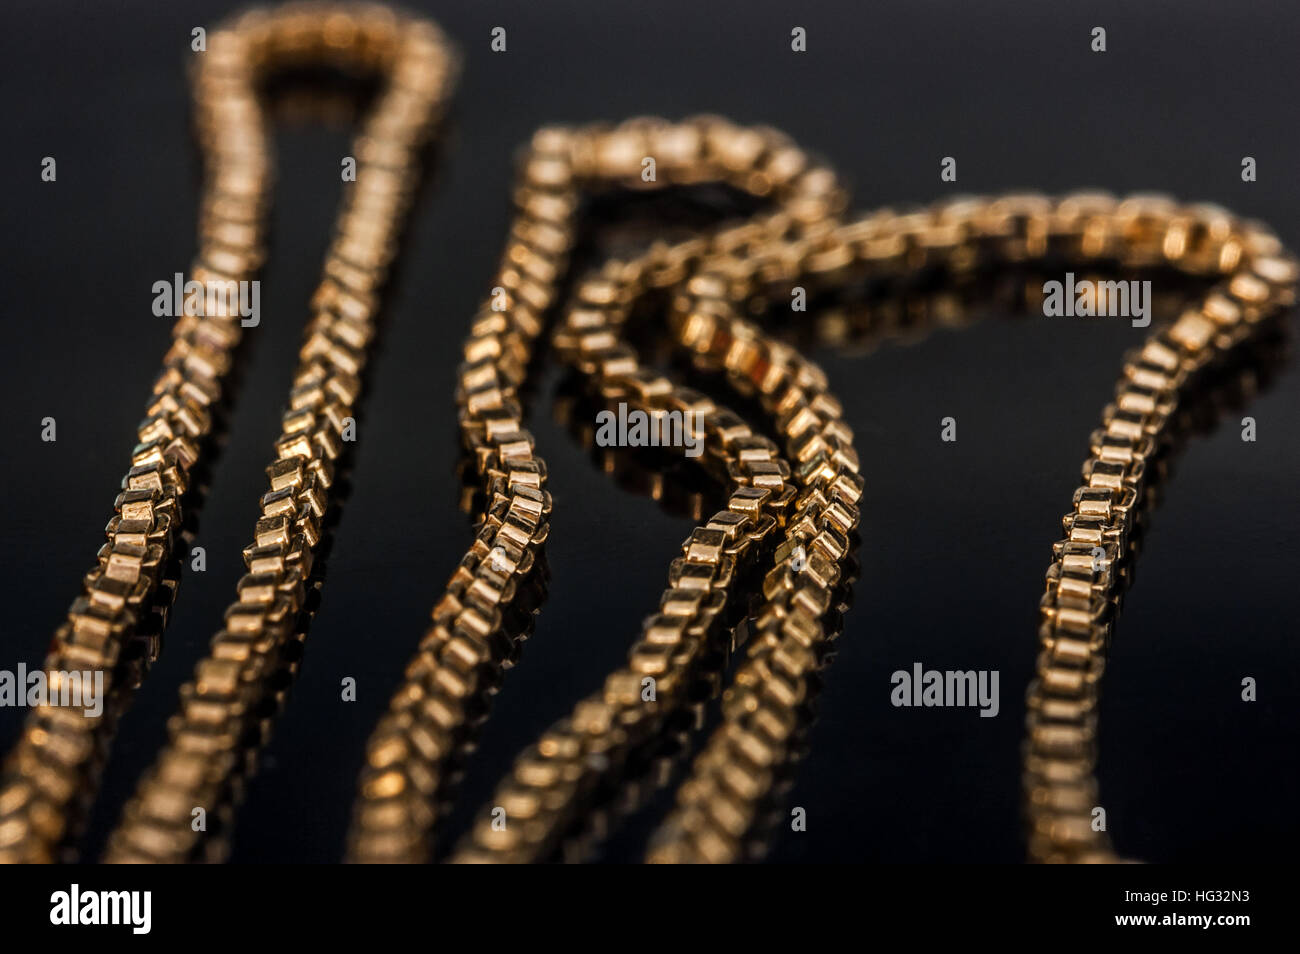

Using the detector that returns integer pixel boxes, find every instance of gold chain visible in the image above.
[347,118,848,862]
[0,3,456,864]
[1,2,1293,865]
[344,111,1295,862]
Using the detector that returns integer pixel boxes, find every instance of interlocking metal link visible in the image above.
[346,117,846,862]
[644,198,1294,864]
[429,191,1293,863]
[0,3,456,865]
[99,4,456,865]
[1022,209,1297,864]
[676,199,1295,864]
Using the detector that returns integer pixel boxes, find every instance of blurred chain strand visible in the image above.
[0,3,458,863]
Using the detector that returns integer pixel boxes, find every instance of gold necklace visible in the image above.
[1,3,1292,866]
[348,146,1292,860]
[0,3,456,864]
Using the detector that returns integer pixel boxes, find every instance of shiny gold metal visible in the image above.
[346,114,1296,863]
[0,3,456,864]
[346,117,847,863]
[2,5,1293,868]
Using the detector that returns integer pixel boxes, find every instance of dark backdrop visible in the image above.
[1,0,1296,863]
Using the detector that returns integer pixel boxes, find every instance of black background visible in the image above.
[1,0,1296,864]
